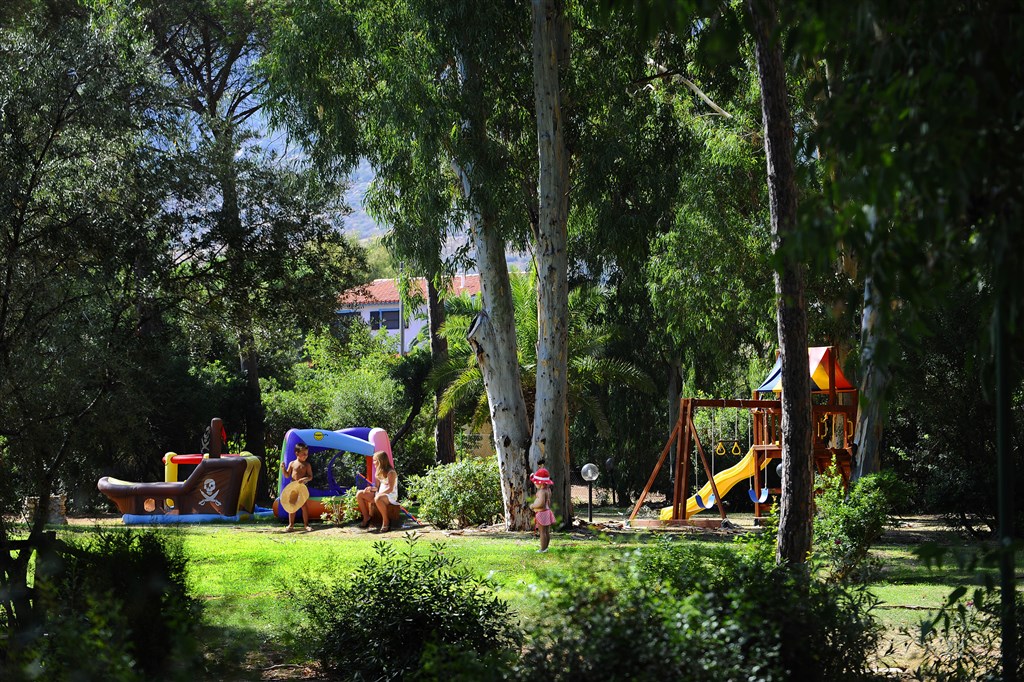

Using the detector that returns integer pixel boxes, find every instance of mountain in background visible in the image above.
[342,158,380,243]
[341,158,530,269]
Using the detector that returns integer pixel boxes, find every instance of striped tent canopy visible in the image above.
[756,346,856,394]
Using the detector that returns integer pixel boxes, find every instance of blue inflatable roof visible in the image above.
[290,428,375,456]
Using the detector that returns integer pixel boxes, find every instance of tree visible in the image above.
[530,0,572,520]
[787,3,1024,666]
[641,39,776,394]
[265,0,539,529]
[427,278,457,464]
[745,0,813,566]
[0,0,169,636]
[131,0,364,485]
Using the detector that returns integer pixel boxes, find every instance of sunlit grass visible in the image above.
[50,516,1012,677]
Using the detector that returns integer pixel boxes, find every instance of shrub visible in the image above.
[59,529,202,678]
[3,586,141,682]
[813,468,906,583]
[406,457,503,529]
[515,557,700,681]
[734,498,781,564]
[299,535,519,680]
[325,368,402,432]
[395,416,439,479]
[516,540,882,682]
[320,487,361,525]
[2,529,202,681]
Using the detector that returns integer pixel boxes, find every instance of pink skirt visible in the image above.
[535,509,555,527]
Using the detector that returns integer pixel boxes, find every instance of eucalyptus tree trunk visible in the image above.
[530,0,572,526]
[451,52,533,530]
[851,274,888,481]
[427,278,455,465]
[239,338,266,456]
[217,130,268,499]
[449,174,532,528]
[747,0,813,567]
[461,203,533,530]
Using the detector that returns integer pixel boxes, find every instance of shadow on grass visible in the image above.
[196,621,340,681]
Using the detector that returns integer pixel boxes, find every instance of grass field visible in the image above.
[53,512,1008,680]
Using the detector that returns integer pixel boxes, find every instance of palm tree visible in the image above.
[429,270,654,449]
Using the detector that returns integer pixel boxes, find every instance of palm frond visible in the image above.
[572,392,612,439]
[443,292,482,318]
[470,391,491,432]
[567,328,610,360]
[570,356,656,393]
[438,314,475,348]
[511,271,539,362]
[425,355,476,395]
[438,366,483,418]
[567,284,605,320]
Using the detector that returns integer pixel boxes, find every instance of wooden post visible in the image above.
[828,346,837,406]
[210,417,223,458]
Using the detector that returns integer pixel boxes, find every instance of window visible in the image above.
[369,309,404,330]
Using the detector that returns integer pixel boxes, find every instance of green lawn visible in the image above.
[52,515,1009,679]
[174,523,654,628]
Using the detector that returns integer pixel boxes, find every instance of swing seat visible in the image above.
[748,488,769,504]
[695,493,716,509]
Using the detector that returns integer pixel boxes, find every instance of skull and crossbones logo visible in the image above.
[199,478,221,508]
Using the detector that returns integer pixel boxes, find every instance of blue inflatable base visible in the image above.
[123,506,275,525]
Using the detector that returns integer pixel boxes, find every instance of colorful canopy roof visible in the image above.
[756,346,856,394]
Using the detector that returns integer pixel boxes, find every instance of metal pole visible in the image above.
[587,481,593,522]
[398,263,405,356]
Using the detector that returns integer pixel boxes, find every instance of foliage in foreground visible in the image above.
[909,545,1024,681]
[406,457,504,529]
[512,539,882,682]
[1,529,202,682]
[298,535,519,680]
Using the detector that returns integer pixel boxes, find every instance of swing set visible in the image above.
[628,346,858,528]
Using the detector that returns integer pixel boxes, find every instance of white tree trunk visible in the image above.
[530,0,572,526]
[453,159,534,530]
[852,274,888,481]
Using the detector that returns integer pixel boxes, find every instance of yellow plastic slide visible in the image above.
[660,447,769,520]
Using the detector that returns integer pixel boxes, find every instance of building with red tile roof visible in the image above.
[338,274,482,353]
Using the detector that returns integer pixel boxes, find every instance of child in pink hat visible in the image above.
[530,467,555,553]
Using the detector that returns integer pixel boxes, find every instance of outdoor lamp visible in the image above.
[581,462,599,522]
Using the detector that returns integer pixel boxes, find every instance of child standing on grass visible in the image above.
[530,467,555,553]
[282,442,313,532]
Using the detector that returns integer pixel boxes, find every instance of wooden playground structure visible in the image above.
[628,347,858,528]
